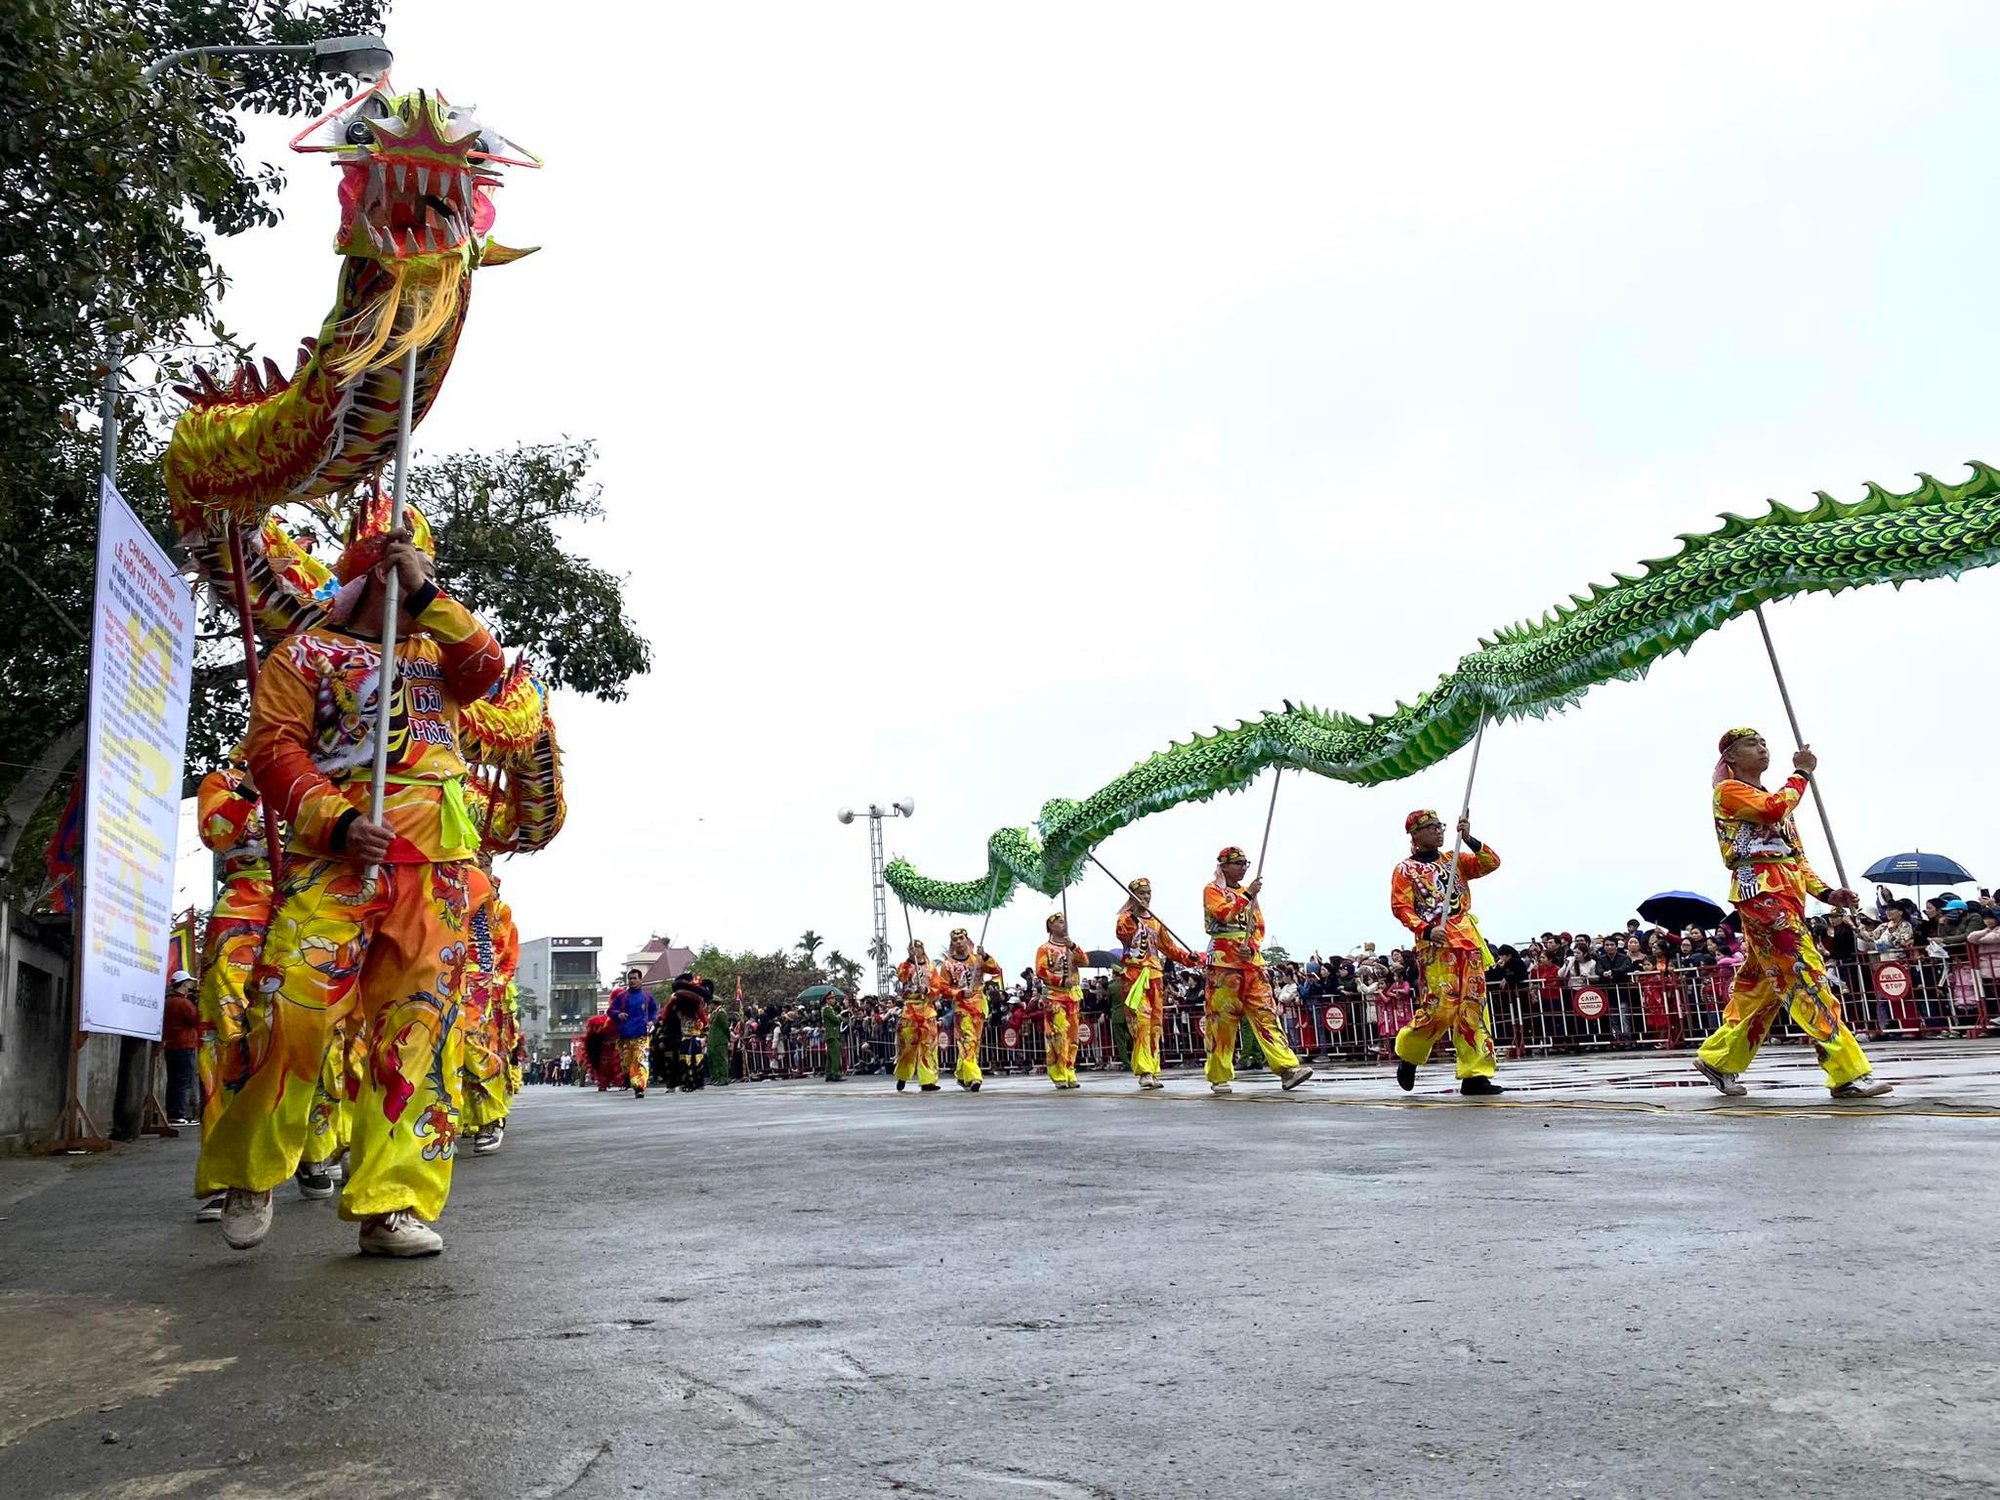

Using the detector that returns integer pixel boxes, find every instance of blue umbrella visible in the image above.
[1638,890,1727,932]
[1862,852,1975,889]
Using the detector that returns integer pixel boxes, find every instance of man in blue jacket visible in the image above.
[607,968,661,1099]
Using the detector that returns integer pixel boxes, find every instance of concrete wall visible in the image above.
[0,909,123,1152]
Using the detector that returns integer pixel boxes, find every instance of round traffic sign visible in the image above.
[1573,985,1609,1020]
[1874,961,1912,1002]
[1322,1004,1347,1033]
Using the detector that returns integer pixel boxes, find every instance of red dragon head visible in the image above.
[291,79,539,267]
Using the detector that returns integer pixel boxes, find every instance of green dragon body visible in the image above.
[885,464,2000,914]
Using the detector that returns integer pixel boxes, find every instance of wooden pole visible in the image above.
[363,343,421,881]
[1753,604,1852,891]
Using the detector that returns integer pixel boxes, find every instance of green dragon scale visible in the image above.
[885,463,2000,914]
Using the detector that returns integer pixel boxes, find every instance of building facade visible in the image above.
[519,934,605,1061]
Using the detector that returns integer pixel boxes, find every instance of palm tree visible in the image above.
[796,930,824,964]
[866,934,890,966]
[825,950,863,992]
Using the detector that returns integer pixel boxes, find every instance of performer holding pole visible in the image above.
[893,938,942,1092]
[942,927,1003,1092]
[195,495,506,1257]
[189,749,274,1223]
[1694,729,1890,1099]
[1114,878,1202,1091]
[1201,846,1312,1095]
[1390,810,1505,1095]
[1034,913,1090,1090]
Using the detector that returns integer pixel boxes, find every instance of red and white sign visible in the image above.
[1573,986,1609,1020]
[1001,1026,1019,1048]
[1874,961,1913,1002]
[1322,1004,1347,1034]
[1078,1021,1095,1047]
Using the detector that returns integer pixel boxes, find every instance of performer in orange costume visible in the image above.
[1695,729,1891,1099]
[196,499,504,1258]
[191,756,273,1223]
[940,927,1003,1092]
[1034,913,1089,1089]
[1202,847,1312,1094]
[459,864,511,1152]
[1390,811,1505,1096]
[1115,878,1201,1091]
[894,939,941,1092]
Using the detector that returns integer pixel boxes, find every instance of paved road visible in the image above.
[2,1057,1997,1499]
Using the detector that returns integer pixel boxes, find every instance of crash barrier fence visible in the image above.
[539,939,2000,1083]
[712,937,2000,1079]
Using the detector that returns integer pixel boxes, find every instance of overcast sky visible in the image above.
[174,1,2000,981]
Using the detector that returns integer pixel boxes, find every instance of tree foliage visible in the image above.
[686,947,836,1015]
[1,0,387,888]
[418,440,651,701]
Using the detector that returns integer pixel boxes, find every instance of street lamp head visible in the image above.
[311,34,394,78]
[892,797,916,818]
[836,808,855,825]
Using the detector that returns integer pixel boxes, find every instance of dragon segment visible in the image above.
[885,463,2000,914]
[164,81,538,541]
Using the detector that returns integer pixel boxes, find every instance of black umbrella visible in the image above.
[1638,890,1726,932]
[1083,948,1125,968]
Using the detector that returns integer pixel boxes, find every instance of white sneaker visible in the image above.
[1210,1081,1233,1096]
[358,1211,444,1257]
[326,1153,346,1183]
[194,1194,225,1224]
[221,1188,273,1249]
[471,1128,501,1156]
[1280,1065,1314,1091]
[1694,1058,1747,1098]
[1832,1074,1893,1099]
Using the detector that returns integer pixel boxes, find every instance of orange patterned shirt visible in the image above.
[1202,883,1265,969]
[246,586,503,863]
[196,767,269,880]
[1390,843,1500,951]
[896,959,937,1006]
[1035,940,1087,998]
[1714,775,1827,905]
[938,949,1004,1012]
[1115,908,1201,975]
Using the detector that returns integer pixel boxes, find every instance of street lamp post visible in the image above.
[837,799,914,996]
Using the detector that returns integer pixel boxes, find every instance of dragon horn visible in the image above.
[479,241,539,266]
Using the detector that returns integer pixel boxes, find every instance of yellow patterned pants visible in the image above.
[955,1004,987,1087]
[459,975,509,1129]
[895,1002,939,1085]
[1205,965,1300,1085]
[1044,993,1080,1084]
[195,858,471,1223]
[620,1036,650,1093]
[1123,968,1166,1077]
[1698,894,1870,1088]
[306,1021,358,1163]
[1395,943,1498,1079]
[196,874,272,1139]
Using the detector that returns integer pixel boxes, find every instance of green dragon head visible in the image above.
[292,79,539,266]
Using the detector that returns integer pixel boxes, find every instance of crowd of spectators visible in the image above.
[528,885,2000,1082]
